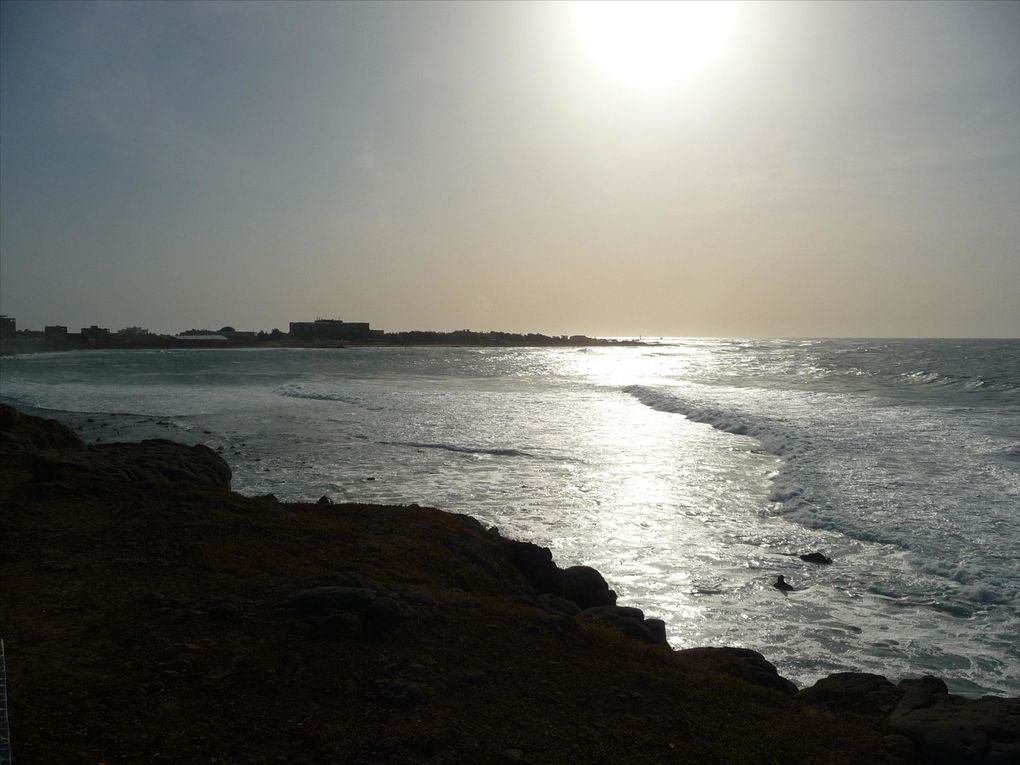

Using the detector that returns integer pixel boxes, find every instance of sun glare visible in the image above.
[571,1,738,91]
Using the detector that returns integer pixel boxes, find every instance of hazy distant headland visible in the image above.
[0,315,642,353]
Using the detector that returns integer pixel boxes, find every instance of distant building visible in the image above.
[81,325,111,343]
[45,325,69,344]
[288,318,379,341]
[0,315,15,337]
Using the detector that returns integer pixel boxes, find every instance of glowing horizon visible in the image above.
[1,1,1017,339]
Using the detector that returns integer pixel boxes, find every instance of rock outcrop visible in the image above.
[798,672,1020,764]
[0,404,231,489]
[673,647,799,695]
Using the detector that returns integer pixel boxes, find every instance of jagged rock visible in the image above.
[505,539,562,595]
[797,672,901,716]
[561,566,617,609]
[799,552,833,564]
[287,586,378,612]
[673,647,798,695]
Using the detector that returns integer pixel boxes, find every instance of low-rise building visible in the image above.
[288,318,377,341]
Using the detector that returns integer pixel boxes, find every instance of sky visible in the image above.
[1,0,1018,338]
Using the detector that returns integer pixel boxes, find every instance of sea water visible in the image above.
[2,339,1018,696]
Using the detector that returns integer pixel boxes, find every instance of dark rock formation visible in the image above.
[0,406,231,489]
[798,673,1020,764]
[23,440,233,488]
[800,552,833,564]
[673,647,798,695]
[580,605,666,645]
[886,677,1020,765]
[561,565,617,609]
[504,538,562,595]
[797,672,901,716]
[0,404,83,451]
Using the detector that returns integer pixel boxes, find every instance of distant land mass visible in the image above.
[0,315,642,353]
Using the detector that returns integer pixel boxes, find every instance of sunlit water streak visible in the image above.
[2,339,1018,695]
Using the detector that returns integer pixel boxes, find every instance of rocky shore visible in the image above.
[1,405,1017,764]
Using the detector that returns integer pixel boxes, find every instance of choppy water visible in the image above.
[2,339,1018,695]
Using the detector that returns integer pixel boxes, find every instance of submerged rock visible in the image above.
[800,552,833,564]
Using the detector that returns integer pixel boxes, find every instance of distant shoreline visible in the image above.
[1,332,647,356]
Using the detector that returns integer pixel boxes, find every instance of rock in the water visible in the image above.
[673,647,797,695]
[799,552,833,564]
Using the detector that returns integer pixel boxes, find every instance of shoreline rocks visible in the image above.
[2,405,1016,764]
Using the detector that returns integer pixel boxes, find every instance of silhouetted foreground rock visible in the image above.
[1,406,1015,764]
[797,673,1020,764]
[0,403,83,450]
[0,403,231,488]
[674,647,799,695]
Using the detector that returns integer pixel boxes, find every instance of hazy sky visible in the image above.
[2,1,1018,337]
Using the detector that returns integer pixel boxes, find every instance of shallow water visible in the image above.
[3,339,1018,695]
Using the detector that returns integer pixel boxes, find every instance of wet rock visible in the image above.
[673,647,797,695]
[800,552,833,564]
[316,495,332,505]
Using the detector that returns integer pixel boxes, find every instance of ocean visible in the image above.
[2,338,1018,696]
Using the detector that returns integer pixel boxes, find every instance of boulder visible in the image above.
[673,647,797,695]
[579,606,668,646]
[505,539,562,595]
[797,672,901,717]
[561,566,617,609]
[799,552,833,564]
[885,678,1020,765]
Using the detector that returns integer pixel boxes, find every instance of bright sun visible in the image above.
[571,1,738,91]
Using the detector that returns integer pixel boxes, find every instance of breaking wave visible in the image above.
[383,441,532,458]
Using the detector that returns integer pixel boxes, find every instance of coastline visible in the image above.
[1,405,1016,764]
